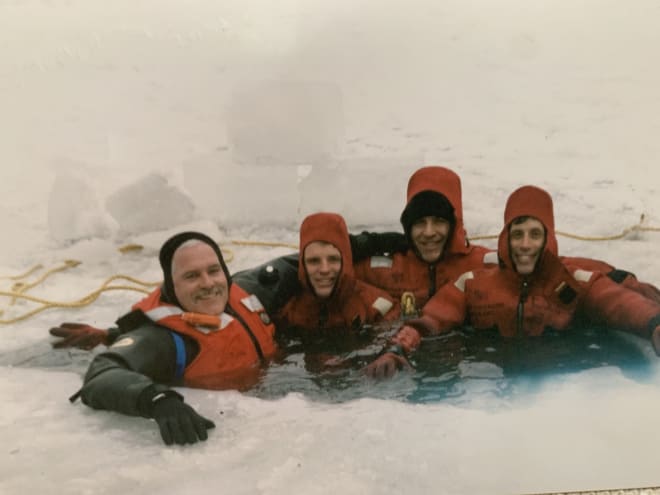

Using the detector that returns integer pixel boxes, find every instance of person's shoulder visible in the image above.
[354,278,394,297]
[109,322,173,347]
[352,279,397,317]
[232,253,301,315]
[458,243,493,260]
[561,263,601,285]
[355,251,405,269]
[560,255,613,273]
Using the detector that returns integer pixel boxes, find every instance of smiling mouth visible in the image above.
[514,253,539,268]
[419,238,443,247]
[194,289,222,302]
[419,243,442,254]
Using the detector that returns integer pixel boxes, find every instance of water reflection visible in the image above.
[248,326,655,404]
[4,324,654,405]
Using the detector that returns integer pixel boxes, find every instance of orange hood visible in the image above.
[498,185,558,271]
[298,212,354,293]
[401,166,469,255]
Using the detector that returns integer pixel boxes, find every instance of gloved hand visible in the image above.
[151,395,216,446]
[363,351,412,379]
[49,323,109,350]
[349,231,408,262]
[651,326,660,357]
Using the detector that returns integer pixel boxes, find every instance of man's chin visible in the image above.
[312,286,334,299]
[514,262,535,275]
[513,255,540,274]
[420,250,443,264]
[193,299,226,315]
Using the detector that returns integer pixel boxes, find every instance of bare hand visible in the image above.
[363,352,413,379]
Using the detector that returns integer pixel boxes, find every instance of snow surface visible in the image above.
[2,1,660,493]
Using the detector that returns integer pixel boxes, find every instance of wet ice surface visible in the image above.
[2,325,659,495]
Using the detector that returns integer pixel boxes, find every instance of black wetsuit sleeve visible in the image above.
[79,325,198,417]
[232,253,301,315]
[349,231,408,262]
[97,309,155,346]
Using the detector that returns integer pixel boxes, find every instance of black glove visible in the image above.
[349,231,408,262]
[151,395,216,446]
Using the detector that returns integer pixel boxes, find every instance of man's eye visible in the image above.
[328,256,341,263]
[431,217,448,226]
[510,231,523,239]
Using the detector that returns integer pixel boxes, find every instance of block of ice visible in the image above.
[183,158,300,228]
[48,172,115,243]
[105,174,195,236]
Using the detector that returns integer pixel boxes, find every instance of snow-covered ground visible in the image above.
[2,1,660,493]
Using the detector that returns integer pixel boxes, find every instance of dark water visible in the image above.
[3,327,655,405]
[247,326,656,404]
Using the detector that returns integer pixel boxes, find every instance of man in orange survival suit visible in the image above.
[353,165,659,310]
[365,185,660,378]
[73,231,278,446]
[275,212,398,344]
[353,166,492,313]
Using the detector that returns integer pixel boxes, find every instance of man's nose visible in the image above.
[520,234,532,248]
[199,272,214,286]
[319,259,330,272]
[422,220,435,235]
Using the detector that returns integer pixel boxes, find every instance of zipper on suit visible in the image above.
[428,264,437,299]
[516,278,530,337]
[318,304,329,328]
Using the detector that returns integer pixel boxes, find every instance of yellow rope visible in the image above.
[1,224,656,324]
[9,260,81,304]
[0,260,161,324]
[0,273,161,324]
[468,233,499,241]
[92,274,161,289]
[469,218,660,243]
[556,225,660,241]
[230,240,298,250]
[117,243,144,253]
[0,239,289,324]
[0,264,44,281]
[0,285,153,324]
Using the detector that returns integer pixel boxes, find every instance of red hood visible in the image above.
[405,166,469,255]
[498,185,558,271]
[298,212,354,292]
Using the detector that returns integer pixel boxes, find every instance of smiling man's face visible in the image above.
[303,241,342,299]
[509,217,545,275]
[172,241,228,314]
[410,216,451,263]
